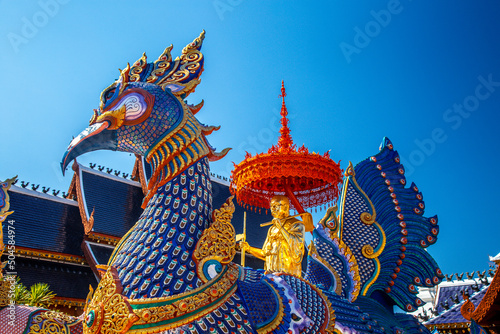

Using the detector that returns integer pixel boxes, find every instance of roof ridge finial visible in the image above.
[277,80,293,151]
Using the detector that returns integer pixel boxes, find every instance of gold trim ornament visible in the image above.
[26,311,82,334]
[129,265,240,332]
[318,205,340,237]
[194,196,236,282]
[83,267,139,334]
[83,264,241,334]
[0,276,11,307]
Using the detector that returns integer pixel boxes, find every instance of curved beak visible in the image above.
[61,122,118,175]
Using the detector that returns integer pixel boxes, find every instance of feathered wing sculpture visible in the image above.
[305,137,443,332]
[305,206,361,302]
[349,137,443,312]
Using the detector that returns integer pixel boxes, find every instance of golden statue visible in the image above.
[240,195,313,277]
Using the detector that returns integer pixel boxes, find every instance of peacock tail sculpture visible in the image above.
[0,32,444,333]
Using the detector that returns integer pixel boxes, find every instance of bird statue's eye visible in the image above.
[104,88,116,102]
[96,88,155,129]
[100,84,119,110]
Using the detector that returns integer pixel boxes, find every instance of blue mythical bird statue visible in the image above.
[1,32,443,333]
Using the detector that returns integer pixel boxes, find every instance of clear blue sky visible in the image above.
[1,0,499,276]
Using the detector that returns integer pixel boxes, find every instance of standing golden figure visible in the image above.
[240,195,313,277]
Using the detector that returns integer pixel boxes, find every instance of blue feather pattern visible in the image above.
[305,225,359,301]
[111,157,213,298]
[353,137,444,312]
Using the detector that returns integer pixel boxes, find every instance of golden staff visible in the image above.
[241,211,246,267]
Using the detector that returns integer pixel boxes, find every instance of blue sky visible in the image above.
[1,0,500,276]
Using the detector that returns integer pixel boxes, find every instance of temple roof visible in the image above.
[85,241,114,265]
[462,262,500,327]
[6,186,84,256]
[425,285,487,326]
[77,164,144,237]
[15,257,97,300]
[2,159,278,308]
[434,282,485,314]
[489,252,500,263]
[77,160,271,250]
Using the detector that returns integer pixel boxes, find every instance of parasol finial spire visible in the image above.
[231,81,343,212]
[278,81,293,151]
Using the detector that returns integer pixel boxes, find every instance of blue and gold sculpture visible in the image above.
[2,32,443,333]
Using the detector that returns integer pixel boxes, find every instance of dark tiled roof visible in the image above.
[14,257,97,300]
[426,285,488,325]
[436,283,484,313]
[211,179,270,249]
[6,187,84,256]
[80,168,143,237]
[87,242,114,265]
[80,167,272,249]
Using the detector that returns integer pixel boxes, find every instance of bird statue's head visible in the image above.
[61,31,229,186]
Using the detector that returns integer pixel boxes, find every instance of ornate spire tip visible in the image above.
[279,80,287,98]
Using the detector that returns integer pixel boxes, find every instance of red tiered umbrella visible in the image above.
[231,82,343,217]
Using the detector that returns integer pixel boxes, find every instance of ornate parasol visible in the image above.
[231,82,343,215]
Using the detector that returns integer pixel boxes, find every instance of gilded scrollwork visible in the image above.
[361,222,386,260]
[127,264,239,333]
[146,45,173,83]
[193,196,236,281]
[130,53,148,82]
[82,264,239,334]
[83,267,138,334]
[156,31,205,96]
[361,245,374,258]
[26,310,81,334]
[0,277,11,307]
[360,212,375,225]
[318,205,340,236]
[344,161,355,177]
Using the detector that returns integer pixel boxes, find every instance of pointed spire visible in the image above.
[277,80,293,151]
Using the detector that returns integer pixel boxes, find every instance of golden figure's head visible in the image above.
[270,195,290,220]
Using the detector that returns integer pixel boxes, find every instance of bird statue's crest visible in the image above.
[61,31,230,208]
[120,30,204,98]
